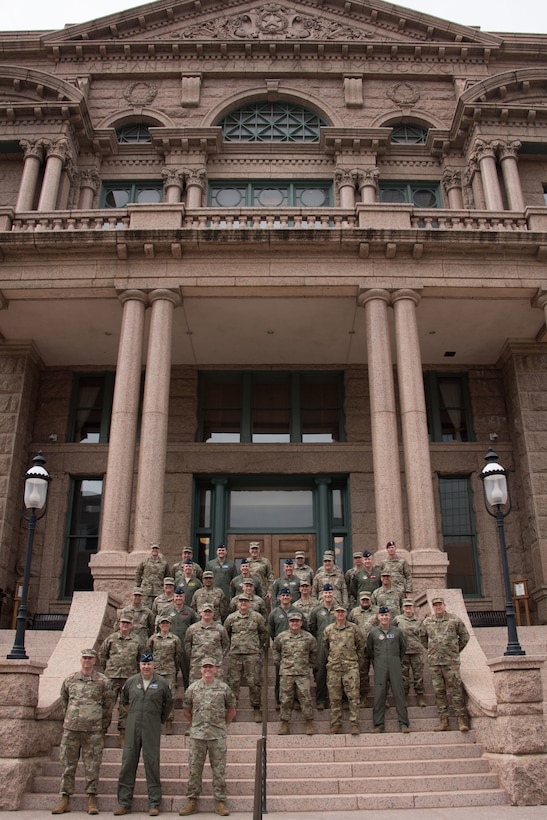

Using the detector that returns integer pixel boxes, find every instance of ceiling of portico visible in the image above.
[0,291,542,367]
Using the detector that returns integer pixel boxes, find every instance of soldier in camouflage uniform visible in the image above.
[349,549,382,604]
[293,550,314,586]
[178,559,203,608]
[273,611,317,736]
[151,576,175,619]
[224,594,268,722]
[98,615,144,747]
[247,541,275,607]
[268,587,308,706]
[371,569,404,617]
[380,540,413,596]
[158,586,198,688]
[420,595,470,732]
[185,603,230,683]
[118,587,155,644]
[367,606,410,733]
[345,551,364,607]
[228,578,267,618]
[323,604,364,735]
[51,649,114,816]
[172,546,203,584]
[230,558,263,599]
[292,579,319,621]
[393,599,426,706]
[312,553,348,608]
[147,614,183,732]
[309,584,336,709]
[349,590,378,705]
[193,570,228,623]
[179,659,236,817]
[135,542,170,608]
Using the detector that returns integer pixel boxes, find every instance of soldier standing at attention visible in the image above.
[349,550,382,604]
[224,593,267,722]
[147,614,183,734]
[420,595,470,732]
[367,605,410,734]
[345,551,364,606]
[268,587,307,706]
[179,659,236,817]
[51,648,113,816]
[151,576,176,620]
[381,540,413,597]
[185,603,230,683]
[172,546,203,585]
[309,584,336,710]
[371,569,404,617]
[293,550,314,586]
[205,543,237,603]
[118,587,155,645]
[247,541,275,607]
[178,559,203,609]
[393,599,426,707]
[98,615,144,748]
[292,579,319,621]
[113,652,173,817]
[349,590,378,706]
[193,570,228,623]
[273,611,317,736]
[158,586,197,689]
[323,604,364,735]
[270,557,301,604]
[135,542,170,609]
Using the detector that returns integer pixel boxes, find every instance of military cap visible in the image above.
[140,652,154,663]
[201,658,217,667]
[380,569,392,576]
[431,596,445,604]
[133,587,144,595]
[81,648,97,657]
[184,558,194,565]
[299,579,310,586]
[238,594,251,601]
[359,590,372,600]
[119,614,133,623]
[323,551,335,560]
[202,570,214,578]
[150,542,160,549]
[284,558,294,565]
[183,547,193,553]
[249,541,260,548]
[386,540,396,548]
[334,604,347,611]
[240,557,249,565]
[279,586,291,596]
[402,599,414,607]
[322,583,334,592]
[295,550,305,558]
[288,611,303,621]
[163,577,175,585]
[378,605,390,614]
[159,613,172,623]
[353,551,362,559]
[362,550,372,558]
[242,578,256,587]
[200,602,214,612]
[174,586,185,595]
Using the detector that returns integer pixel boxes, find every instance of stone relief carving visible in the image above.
[386,82,420,106]
[123,81,158,106]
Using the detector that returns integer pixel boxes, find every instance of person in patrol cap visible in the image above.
[147,613,182,734]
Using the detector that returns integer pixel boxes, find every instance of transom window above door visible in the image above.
[208,181,332,208]
[218,102,327,142]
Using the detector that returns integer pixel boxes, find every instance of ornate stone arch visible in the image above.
[459,67,547,106]
[0,64,85,104]
[96,108,176,130]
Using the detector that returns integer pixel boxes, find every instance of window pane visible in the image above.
[136,188,162,204]
[230,488,314,527]
[380,187,406,203]
[439,477,479,596]
[116,124,152,143]
[105,188,130,208]
[252,376,290,441]
[254,187,288,207]
[71,376,105,443]
[296,187,330,207]
[211,187,247,207]
[202,375,242,442]
[438,378,468,442]
[219,102,326,143]
[413,188,438,208]
[390,124,428,144]
[63,479,102,597]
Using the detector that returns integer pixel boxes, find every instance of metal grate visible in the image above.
[468,610,507,628]
[31,613,68,631]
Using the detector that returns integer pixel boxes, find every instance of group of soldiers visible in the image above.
[51,539,471,817]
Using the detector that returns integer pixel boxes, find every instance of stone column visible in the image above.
[357,168,379,204]
[391,289,448,589]
[334,168,356,208]
[78,169,100,209]
[162,168,184,204]
[472,139,504,211]
[185,167,207,208]
[98,291,148,555]
[465,159,486,210]
[132,289,181,553]
[15,140,45,212]
[441,169,464,209]
[357,289,405,552]
[37,138,71,212]
[499,140,525,212]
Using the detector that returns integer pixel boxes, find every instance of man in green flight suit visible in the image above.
[366,605,410,734]
[113,652,173,817]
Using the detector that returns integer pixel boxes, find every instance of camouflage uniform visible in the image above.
[205,556,238,601]
[312,568,348,607]
[421,611,470,719]
[371,586,404,617]
[228,591,267,618]
[185,621,230,683]
[349,566,382,603]
[248,555,275,599]
[309,603,336,708]
[158,602,198,687]
[293,594,319,621]
[172,559,203,584]
[117,603,154,644]
[230,572,264,599]
[58,669,113,798]
[224,609,267,708]
[272,628,317,721]
[367,623,409,730]
[183,677,236,802]
[135,554,170,607]
[349,604,378,702]
[192,586,228,623]
[323,620,364,730]
[380,556,413,595]
[147,631,183,720]
[271,574,301,604]
[393,612,425,696]
[268,603,308,704]
[98,629,143,731]
[293,562,314,586]
[151,591,174,619]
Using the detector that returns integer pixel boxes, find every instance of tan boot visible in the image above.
[350,723,360,736]
[113,808,131,816]
[253,709,262,723]
[458,716,469,732]
[416,694,426,708]
[327,724,342,734]
[179,799,198,816]
[164,720,173,735]
[278,720,290,735]
[51,795,70,814]
[87,794,99,815]
[215,801,230,816]
[305,719,314,735]
[434,716,450,732]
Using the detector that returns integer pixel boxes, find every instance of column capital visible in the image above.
[162,167,184,190]
[356,168,380,191]
[149,288,181,308]
[118,289,149,307]
[334,167,358,191]
[441,168,462,192]
[533,288,547,311]
[357,287,391,308]
[19,138,46,161]
[498,139,521,161]
[472,138,501,162]
[391,288,422,307]
[44,137,72,164]
[185,166,207,191]
[79,168,101,192]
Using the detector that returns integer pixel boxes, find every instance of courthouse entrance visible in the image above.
[228,533,317,576]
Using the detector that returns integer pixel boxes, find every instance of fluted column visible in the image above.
[472,139,504,211]
[162,168,184,204]
[185,167,207,208]
[357,168,379,204]
[78,169,101,209]
[441,169,464,209]
[334,168,356,208]
[499,140,525,211]
[391,290,444,584]
[98,290,148,553]
[358,289,405,552]
[15,139,45,212]
[37,138,71,212]
[132,289,181,553]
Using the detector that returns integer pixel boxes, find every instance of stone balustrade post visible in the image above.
[15,140,45,212]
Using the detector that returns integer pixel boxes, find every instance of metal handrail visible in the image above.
[253,639,269,818]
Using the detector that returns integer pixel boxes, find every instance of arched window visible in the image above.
[115,124,152,144]
[390,123,428,145]
[218,102,327,143]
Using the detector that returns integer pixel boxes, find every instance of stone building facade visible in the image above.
[1,0,547,623]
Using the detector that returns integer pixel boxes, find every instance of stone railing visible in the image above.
[182,207,358,228]
[10,209,130,231]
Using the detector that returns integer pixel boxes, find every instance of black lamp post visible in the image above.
[7,451,51,660]
[479,448,525,657]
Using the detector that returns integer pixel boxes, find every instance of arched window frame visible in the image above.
[218,101,327,143]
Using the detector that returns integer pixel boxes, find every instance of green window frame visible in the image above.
[61,478,103,598]
[390,124,428,144]
[424,372,475,443]
[379,182,441,208]
[198,371,345,443]
[208,181,333,209]
[439,476,481,597]
[115,124,152,144]
[101,181,163,208]
[218,102,327,143]
[68,372,115,443]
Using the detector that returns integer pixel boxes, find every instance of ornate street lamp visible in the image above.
[480,448,525,657]
[7,451,51,660]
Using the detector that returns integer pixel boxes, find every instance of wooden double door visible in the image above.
[227,533,316,577]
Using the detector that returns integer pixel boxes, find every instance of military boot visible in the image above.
[458,716,469,732]
[350,723,360,736]
[416,694,426,708]
[434,716,450,731]
[215,801,230,816]
[253,709,262,723]
[327,724,342,734]
[51,795,70,814]
[305,719,314,735]
[87,794,99,815]
[179,799,198,816]
[278,720,290,735]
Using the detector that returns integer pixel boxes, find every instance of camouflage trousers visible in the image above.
[401,653,424,695]
[226,652,261,709]
[359,656,371,699]
[59,728,104,796]
[186,737,227,801]
[430,663,466,718]
[279,674,313,721]
[109,678,129,732]
[326,663,360,727]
